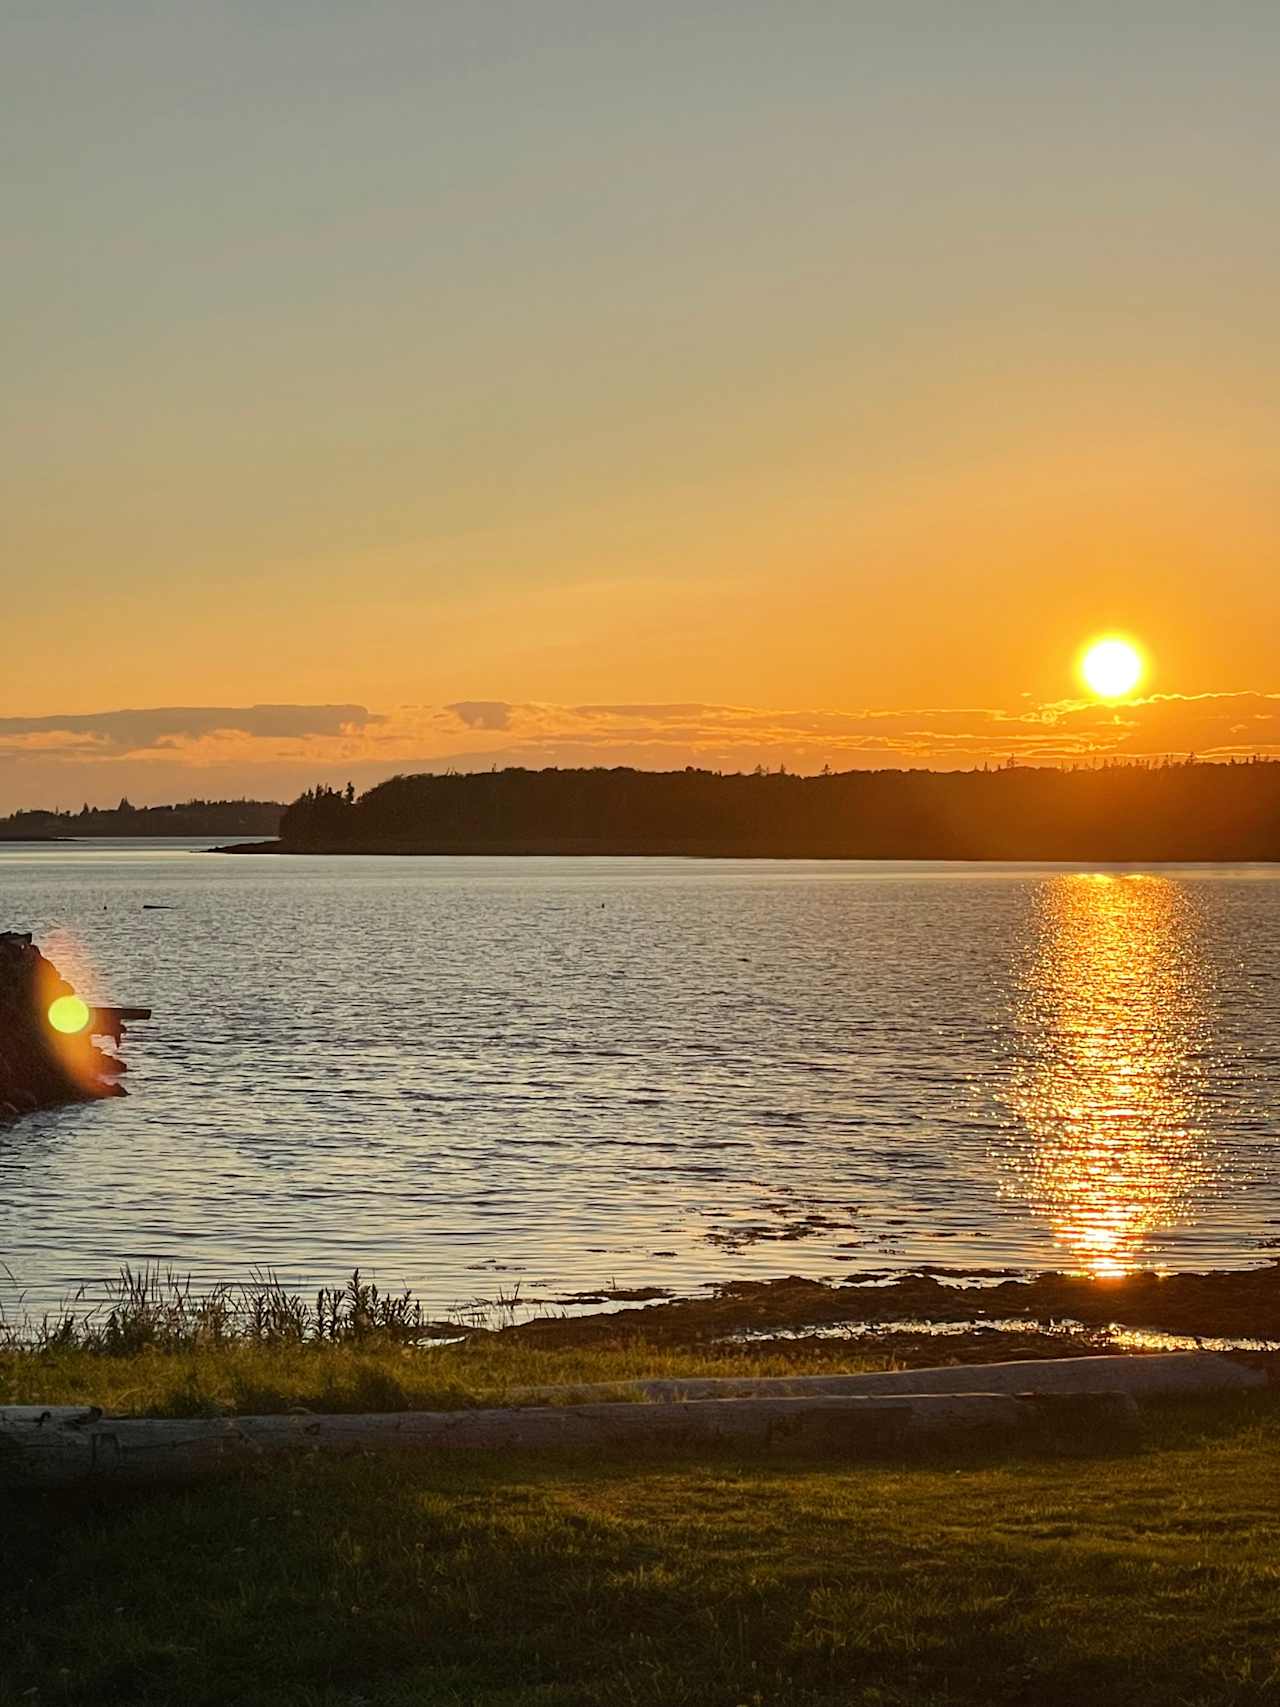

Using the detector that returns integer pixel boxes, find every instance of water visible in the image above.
[3,843,1279,1321]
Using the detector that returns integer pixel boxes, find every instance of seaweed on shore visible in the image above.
[502,1264,1280,1350]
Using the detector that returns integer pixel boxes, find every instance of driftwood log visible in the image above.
[4,1353,1271,1490]
[2,1392,1141,1488]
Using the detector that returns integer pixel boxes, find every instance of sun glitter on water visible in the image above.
[1079,635,1145,699]
[996,872,1213,1278]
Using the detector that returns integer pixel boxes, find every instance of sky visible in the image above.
[4,2,1278,808]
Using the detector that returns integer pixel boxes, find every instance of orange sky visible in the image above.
[4,4,1278,807]
[6,691,1280,814]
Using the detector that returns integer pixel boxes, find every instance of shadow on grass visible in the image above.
[5,1391,1278,1707]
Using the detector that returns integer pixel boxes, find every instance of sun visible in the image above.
[1079,636,1144,700]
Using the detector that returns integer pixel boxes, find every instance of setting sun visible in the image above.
[1080,637,1144,700]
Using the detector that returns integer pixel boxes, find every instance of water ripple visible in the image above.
[2,845,1279,1316]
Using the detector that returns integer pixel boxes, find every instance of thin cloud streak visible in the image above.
[0,705,376,755]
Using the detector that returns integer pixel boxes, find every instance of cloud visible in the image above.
[0,704,375,756]
[395,693,1280,767]
[4,692,1280,811]
[445,701,513,732]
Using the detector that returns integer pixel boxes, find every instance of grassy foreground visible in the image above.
[2,1389,1277,1707]
[0,1333,909,1418]
[5,1272,1278,1704]
[4,1322,1280,1706]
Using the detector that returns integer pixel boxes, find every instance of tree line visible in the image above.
[0,799,284,840]
[278,761,1280,861]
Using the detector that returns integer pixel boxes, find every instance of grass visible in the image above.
[0,1334,918,1419]
[1,1264,458,1355]
[5,1269,1278,1703]
[0,1261,917,1416]
[0,1263,1111,1419]
[3,1392,1278,1706]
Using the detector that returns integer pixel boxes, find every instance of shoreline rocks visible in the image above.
[0,932,142,1121]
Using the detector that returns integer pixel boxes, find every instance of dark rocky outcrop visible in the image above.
[0,933,145,1121]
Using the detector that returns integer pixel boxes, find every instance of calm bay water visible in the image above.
[3,843,1279,1321]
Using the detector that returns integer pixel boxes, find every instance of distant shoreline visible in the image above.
[0,800,283,841]
[212,838,1280,863]
[1,833,265,846]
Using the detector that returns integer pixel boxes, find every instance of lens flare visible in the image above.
[48,994,91,1035]
[1079,636,1144,699]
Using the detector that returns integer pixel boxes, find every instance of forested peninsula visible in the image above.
[227,761,1280,861]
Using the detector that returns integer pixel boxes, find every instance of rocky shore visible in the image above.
[500,1264,1280,1351]
[0,933,143,1121]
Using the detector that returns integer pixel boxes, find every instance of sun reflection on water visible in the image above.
[998,873,1216,1276]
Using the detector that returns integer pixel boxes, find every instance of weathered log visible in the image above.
[6,1351,1268,1490]
[509,1350,1276,1406]
[2,1391,1145,1489]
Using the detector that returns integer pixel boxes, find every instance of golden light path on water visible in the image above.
[999,873,1216,1277]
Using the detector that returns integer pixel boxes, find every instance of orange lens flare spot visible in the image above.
[48,995,91,1035]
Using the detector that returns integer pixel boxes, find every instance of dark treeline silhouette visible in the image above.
[0,798,284,841]
[273,760,1280,861]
